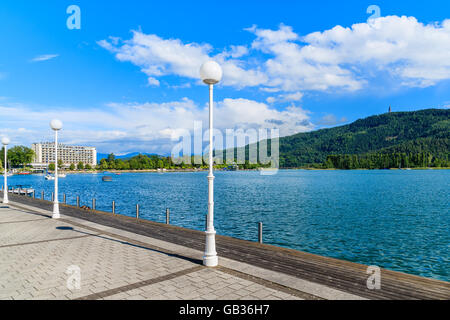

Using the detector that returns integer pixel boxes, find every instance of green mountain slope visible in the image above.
[278,108,449,167]
[226,108,448,168]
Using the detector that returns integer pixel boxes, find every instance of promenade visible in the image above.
[0,193,449,300]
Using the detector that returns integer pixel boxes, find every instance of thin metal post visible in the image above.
[76,196,80,208]
[258,222,263,244]
[203,83,218,267]
[112,201,115,215]
[92,198,96,211]
[2,144,8,204]
[52,129,60,218]
[41,191,44,200]
[166,208,170,224]
[136,204,139,219]
[51,192,54,202]
[33,190,35,199]
[63,193,66,204]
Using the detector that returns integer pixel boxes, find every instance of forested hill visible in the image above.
[278,108,449,168]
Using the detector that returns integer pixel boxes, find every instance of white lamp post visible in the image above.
[200,61,222,267]
[2,137,10,204]
[50,119,63,219]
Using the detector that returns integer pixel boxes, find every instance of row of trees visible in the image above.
[322,152,450,169]
[0,146,35,169]
[0,146,266,172]
[97,153,268,170]
[49,161,92,171]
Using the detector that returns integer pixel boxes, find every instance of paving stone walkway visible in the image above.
[0,204,307,300]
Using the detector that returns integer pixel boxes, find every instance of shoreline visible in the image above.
[11,166,450,175]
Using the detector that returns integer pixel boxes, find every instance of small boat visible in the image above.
[102,176,113,182]
[17,172,31,175]
[8,185,34,195]
[225,165,239,171]
[58,173,67,178]
[45,175,55,180]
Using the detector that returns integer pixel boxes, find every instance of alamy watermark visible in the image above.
[66,265,81,290]
[366,265,381,290]
[367,5,381,23]
[66,5,81,30]
[170,121,280,175]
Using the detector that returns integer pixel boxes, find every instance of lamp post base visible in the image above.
[52,203,60,219]
[203,230,218,267]
[2,198,8,204]
[203,255,218,267]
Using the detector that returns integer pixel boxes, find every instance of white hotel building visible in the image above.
[31,142,97,169]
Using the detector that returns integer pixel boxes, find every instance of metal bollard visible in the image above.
[51,192,54,202]
[136,204,139,219]
[258,222,263,244]
[166,208,170,225]
[76,196,80,208]
[41,191,44,200]
[33,190,35,199]
[63,194,66,204]
[112,201,115,215]
[92,198,96,211]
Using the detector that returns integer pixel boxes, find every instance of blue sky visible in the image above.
[1,0,449,154]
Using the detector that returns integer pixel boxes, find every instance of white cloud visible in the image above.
[266,97,276,104]
[218,45,249,59]
[30,54,59,62]
[100,16,450,94]
[0,98,313,154]
[147,77,160,86]
[98,31,267,89]
[267,92,304,104]
[214,98,312,136]
[280,92,303,101]
[298,16,450,88]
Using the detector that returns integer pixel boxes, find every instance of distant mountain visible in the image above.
[231,108,449,167]
[278,108,449,167]
[97,152,157,163]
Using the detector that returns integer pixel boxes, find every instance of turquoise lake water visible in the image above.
[6,170,449,282]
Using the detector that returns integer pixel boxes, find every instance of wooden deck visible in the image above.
[3,192,449,300]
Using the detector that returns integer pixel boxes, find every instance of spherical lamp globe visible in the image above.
[50,119,63,131]
[200,61,223,85]
[1,137,10,145]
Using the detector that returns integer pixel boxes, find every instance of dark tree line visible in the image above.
[323,152,449,169]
